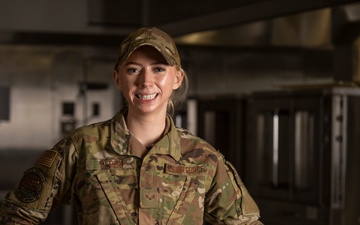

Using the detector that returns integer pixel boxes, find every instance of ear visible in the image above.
[113,70,122,90]
[173,69,185,90]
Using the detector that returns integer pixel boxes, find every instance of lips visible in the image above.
[136,93,158,100]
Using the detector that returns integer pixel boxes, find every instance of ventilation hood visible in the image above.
[173,4,360,49]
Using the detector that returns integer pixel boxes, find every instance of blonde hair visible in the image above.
[167,67,189,116]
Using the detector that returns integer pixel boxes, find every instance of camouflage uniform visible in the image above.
[0,110,262,224]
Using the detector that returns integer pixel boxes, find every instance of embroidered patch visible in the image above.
[145,192,157,201]
[35,150,58,168]
[100,159,123,169]
[165,164,207,175]
[15,168,46,203]
[140,188,159,208]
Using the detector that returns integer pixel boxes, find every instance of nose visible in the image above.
[137,69,153,88]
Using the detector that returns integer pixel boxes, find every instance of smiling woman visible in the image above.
[114,45,184,118]
[113,45,185,147]
[0,27,263,225]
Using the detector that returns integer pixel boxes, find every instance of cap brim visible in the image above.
[120,42,177,67]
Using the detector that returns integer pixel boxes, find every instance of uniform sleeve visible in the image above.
[0,137,77,225]
[204,153,263,225]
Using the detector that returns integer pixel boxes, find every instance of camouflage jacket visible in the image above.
[0,111,263,225]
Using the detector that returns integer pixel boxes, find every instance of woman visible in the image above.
[0,27,263,225]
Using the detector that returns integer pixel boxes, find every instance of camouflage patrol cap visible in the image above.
[115,27,181,68]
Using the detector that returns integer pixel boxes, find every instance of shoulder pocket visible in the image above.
[8,150,62,211]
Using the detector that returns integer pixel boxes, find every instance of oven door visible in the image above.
[246,96,323,202]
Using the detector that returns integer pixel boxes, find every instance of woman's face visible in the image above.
[113,45,183,116]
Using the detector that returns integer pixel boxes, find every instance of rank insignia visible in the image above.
[15,168,46,203]
[140,188,159,208]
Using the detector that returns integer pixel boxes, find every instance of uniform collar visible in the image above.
[110,110,131,155]
[110,110,182,161]
[150,115,182,161]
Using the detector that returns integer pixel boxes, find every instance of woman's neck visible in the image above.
[125,110,167,147]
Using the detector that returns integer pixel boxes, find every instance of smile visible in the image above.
[136,93,158,100]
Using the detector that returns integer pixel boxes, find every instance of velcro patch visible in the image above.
[165,164,207,175]
[15,168,46,203]
[140,188,159,208]
[100,158,123,169]
[86,157,136,170]
[35,150,58,168]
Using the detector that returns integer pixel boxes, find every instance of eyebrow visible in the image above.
[124,61,169,66]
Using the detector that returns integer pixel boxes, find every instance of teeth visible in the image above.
[137,94,157,100]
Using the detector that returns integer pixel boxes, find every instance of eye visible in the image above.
[126,67,140,74]
[153,66,166,73]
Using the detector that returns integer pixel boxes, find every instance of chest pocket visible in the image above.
[86,157,139,224]
[158,163,209,224]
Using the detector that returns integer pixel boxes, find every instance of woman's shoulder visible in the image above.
[77,119,112,133]
[51,119,112,155]
[63,119,112,143]
[176,127,205,141]
[176,127,219,153]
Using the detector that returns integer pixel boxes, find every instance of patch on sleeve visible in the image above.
[15,168,46,203]
[35,150,58,167]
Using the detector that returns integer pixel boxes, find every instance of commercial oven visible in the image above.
[195,96,246,177]
[245,87,360,225]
